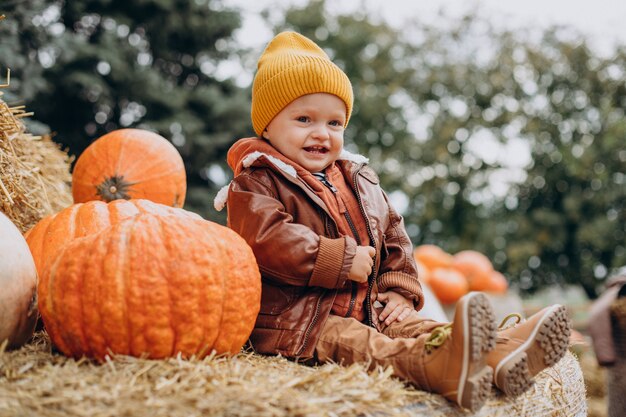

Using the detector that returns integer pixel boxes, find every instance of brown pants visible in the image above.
[314,311,444,387]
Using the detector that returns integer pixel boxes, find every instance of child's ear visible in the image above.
[262,129,270,140]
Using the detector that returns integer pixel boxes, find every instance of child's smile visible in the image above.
[304,145,329,154]
[262,93,346,173]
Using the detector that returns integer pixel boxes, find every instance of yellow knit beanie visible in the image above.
[251,31,354,136]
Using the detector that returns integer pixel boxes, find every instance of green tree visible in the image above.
[502,33,626,298]
[273,1,626,297]
[1,0,250,220]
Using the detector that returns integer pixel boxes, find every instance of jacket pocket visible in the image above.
[380,234,390,259]
[259,284,301,315]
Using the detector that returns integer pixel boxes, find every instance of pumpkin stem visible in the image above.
[96,175,135,202]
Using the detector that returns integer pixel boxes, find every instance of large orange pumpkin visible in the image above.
[38,213,261,360]
[25,199,200,279]
[0,212,38,349]
[72,129,186,207]
[452,250,494,291]
[427,267,469,304]
[413,244,453,271]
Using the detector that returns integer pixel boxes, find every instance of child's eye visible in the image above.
[296,116,310,123]
[329,120,342,127]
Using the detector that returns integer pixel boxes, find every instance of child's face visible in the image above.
[263,93,346,173]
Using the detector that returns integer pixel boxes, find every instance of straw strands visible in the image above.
[0,75,72,233]
[0,333,586,417]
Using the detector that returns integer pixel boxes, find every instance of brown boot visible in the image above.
[415,292,497,411]
[487,305,571,397]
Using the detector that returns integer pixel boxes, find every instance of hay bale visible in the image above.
[0,333,586,417]
[0,75,72,233]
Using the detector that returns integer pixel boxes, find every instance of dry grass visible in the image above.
[0,85,72,233]
[0,333,586,417]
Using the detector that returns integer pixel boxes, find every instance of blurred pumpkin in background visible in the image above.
[452,250,494,291]
[427,267,469,304]
[485,270,509,294]
[414,244,510,304]
[413,244,453,271]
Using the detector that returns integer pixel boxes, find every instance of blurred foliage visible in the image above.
[1,0,624,297]
[0,0,250,221]
[274,0,625,298]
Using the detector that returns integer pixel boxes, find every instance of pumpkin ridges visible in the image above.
[47,244,85,357]
[203,223,229,354]
[38,250,64,353]
[26,199,201,281]
[131,215,175,357]
[107,199,140,224]
[76,201,109,233]
[126,218,151,357]
[195,225,223,355]
[23,215,53,275]
[81,234,108,358]
[211,222,261,353]
[163,219,208,355]
[96,222,130,357]
[225,249,261,351]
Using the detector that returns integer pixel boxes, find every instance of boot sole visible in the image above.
[457,292,497,411]
[494,304,571,397]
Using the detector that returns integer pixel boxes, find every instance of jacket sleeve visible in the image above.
[376,191,425,312]
[227,170,356,288]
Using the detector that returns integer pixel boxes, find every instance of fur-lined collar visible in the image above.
[214,148,369,211]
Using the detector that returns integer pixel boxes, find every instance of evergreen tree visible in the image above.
[1,0,250,220]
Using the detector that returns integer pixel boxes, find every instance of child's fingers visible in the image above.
[384,306,403,325]
[378,302,397,322]
[396,308,412,322]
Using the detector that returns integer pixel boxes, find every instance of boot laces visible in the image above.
[498,312,523,330]
[425,323,452,353]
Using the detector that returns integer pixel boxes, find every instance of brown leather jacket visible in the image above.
[216,138,424,359]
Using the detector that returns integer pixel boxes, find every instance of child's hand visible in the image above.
[377,291,414,326]
[347,246,375,283]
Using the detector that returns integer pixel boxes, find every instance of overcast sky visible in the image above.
[227,0,626,56]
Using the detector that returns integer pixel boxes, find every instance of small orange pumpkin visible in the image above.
[72,129,186,207]
[428,267,469,304]
[452,250,494,291]
[0,212,37,349]
[413,244,453,271]
[25,199,200,279]
[484,270,508,294]
[38,213,261,360]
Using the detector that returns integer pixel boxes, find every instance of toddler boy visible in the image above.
[215,31,571,411]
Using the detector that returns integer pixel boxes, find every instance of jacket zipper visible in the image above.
[296,288,325,357]
[351,166,377,328]
[298,207,339,357]
[317,175,361,318]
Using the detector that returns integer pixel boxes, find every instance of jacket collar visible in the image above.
[214,137,369,211]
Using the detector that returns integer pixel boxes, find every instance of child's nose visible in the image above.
[311,123,330,140]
